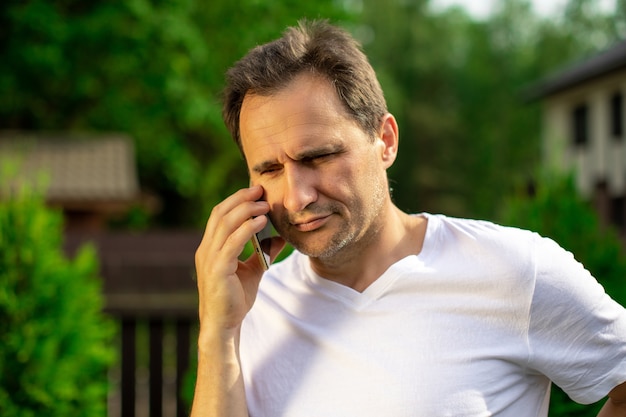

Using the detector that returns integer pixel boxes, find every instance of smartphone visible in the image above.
[251,216,273,270]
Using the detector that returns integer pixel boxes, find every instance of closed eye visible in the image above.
[260,165,282,175]
[302,153,333,163]
[252,145,345,175]
[296,143,346,163]
[301,148,346,166]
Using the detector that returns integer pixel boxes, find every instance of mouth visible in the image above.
[291,214,332,232]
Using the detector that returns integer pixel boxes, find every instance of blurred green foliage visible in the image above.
[0,176,116,416]
[361,0,626,218]
[2,0,625,225]
[0,0,353,226]
[499,174,626,417]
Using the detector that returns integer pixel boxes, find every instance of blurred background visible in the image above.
[2,0,625,225]
[2,0,626,416]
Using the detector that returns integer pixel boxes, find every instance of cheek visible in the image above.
[350,151,385,187]
[266,193,283,214]
[328,154,377,194]
[320,164,356,197]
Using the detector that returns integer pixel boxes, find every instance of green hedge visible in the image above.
[0,184,116,416]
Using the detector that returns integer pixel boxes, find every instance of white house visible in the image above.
[531,40,626,231]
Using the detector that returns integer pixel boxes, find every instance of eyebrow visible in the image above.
[251,143,345,174]
[251,159,278,174]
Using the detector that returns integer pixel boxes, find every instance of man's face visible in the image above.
[240,73,391,260]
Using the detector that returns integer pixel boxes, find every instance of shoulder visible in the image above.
[415,214,547,287]
[422,213,540,251]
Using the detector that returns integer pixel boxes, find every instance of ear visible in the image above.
[377,113,399,169]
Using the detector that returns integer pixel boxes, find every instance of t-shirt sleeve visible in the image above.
[527,235,626,404]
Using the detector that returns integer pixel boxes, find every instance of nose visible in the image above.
[282,164,318,213]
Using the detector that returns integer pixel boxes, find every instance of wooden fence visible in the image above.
[65,231,202,417]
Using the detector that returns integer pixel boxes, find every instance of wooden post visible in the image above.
[149,319,164,417]
[121,318,136,417]
[176,319,192,417]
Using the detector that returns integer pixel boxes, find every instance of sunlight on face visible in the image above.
[240,74,389,261]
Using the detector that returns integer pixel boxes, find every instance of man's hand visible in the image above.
[195,185,269,332]
[191,185,284,417]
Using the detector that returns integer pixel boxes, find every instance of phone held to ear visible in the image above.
[251,216,273,270]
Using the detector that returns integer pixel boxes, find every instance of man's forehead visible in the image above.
[240,85,347,151]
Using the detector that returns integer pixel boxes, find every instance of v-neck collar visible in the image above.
[298,213,439,310]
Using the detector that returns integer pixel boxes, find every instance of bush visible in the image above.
[499,174,626,417]
[0,183,116,416]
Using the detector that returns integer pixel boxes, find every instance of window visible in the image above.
[611,92,623,139]
[571,104,588,146]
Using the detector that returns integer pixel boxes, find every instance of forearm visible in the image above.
[598,398,626,417]
[190,328,249,417]
[598,382,626,417]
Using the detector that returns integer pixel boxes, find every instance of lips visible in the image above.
[292,214,331,232]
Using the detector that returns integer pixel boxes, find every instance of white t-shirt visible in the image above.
[240,213,626,417]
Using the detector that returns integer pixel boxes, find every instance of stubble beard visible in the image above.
[275,180,388,262]
[272,201,353,260]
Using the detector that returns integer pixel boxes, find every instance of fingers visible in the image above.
[203,185,264,241]
[195,186,272,331]
[198,186,269,273]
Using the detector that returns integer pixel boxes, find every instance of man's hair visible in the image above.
[222,19,388,150]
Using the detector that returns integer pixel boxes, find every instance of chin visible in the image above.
[290,233,353,260]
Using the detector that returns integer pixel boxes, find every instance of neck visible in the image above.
[308,204,427,292]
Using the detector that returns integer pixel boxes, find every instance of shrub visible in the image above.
[0,183,116,416]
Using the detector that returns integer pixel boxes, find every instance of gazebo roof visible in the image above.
[0,132,139,203]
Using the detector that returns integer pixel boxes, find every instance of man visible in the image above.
[192,20,626,416]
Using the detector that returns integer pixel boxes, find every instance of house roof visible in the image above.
[0,132,139,202]
[527,39,626,100]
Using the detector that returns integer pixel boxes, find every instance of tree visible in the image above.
[3,0,624,225]
[356,0,625,220]
[0,0,354,227]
